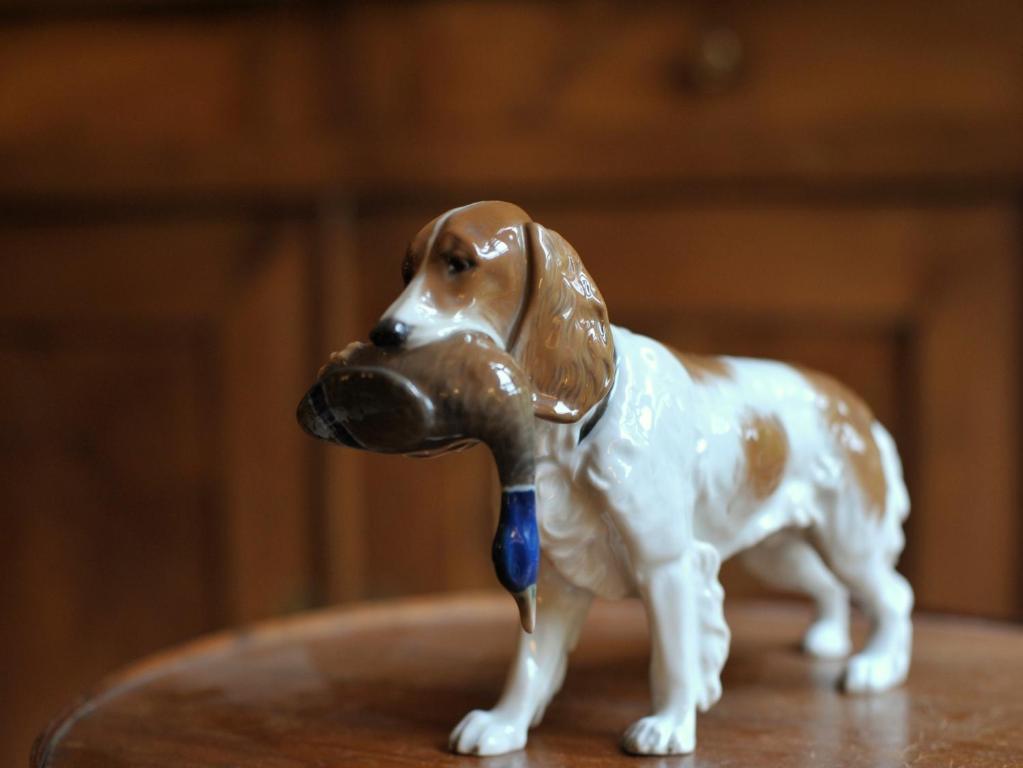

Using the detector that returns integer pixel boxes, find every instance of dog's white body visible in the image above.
[382,202,913,756]
[537,326,909,600]
[449,326,912,756]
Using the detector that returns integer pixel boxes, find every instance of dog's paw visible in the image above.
[843,650,909,693]
[449,709,527,756]
[803,617,851,659]
[621,711,695,755]
[843,621,911,693]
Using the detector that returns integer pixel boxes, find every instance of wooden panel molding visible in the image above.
[0,1,1021,195]
[0,211,327,766]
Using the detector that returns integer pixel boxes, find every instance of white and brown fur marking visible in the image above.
[381,202,913,757]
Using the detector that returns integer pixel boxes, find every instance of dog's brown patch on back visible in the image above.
[741,413,789,500]
[674,352,733,383]
[803,370,887,518]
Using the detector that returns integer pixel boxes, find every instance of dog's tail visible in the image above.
[692,541,730,712]
[872,421,911,566]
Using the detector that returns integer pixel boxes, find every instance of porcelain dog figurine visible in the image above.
[306,201,914,757]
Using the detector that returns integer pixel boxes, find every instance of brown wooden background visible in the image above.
[2,2,1021,765]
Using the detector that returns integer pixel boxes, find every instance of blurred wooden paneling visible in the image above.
[338,0,1023,188]
[219,222,315,621]
[0,324,212,768]
[0,214,325,766]
[915,211,1020,616]
[1,0,1022,195]
[1,0,1022,764]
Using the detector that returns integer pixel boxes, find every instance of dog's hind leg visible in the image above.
[449,559,591,756]
[819,421,913,692]
[826,550,913,693]
[741,531,851,658]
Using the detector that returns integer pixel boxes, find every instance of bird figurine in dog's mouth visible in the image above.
[296,331,539,632]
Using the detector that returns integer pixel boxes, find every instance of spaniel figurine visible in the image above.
[372,201,913,756]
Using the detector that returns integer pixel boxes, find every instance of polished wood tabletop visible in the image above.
[32,594,1023,767]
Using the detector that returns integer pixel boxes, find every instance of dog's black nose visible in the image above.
[369,318,410,348]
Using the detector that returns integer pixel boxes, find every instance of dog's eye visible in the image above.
[444,253,475,275]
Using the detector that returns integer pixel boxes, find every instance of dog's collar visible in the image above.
[578,352,618,444]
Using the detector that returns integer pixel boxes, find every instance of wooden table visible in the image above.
[32,595,1023,767]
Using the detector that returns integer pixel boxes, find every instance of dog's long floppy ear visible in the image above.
[512,223,616,423]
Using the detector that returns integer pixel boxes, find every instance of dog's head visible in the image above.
[375,201,616,423]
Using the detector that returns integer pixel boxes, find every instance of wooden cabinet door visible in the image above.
[0,214,319,767]
[343,203,1019,618]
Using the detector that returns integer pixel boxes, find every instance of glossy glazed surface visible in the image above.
[298,332,534,486]
[514,324,914,754]
[297,331,541,629]
[385,201,615,423]
[300,202,914,755]
[33,595,1023,768]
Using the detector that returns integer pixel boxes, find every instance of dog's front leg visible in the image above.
[450,560,591,756]
[622,552,699,755]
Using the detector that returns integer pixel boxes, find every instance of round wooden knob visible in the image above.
[688,27,745,93]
